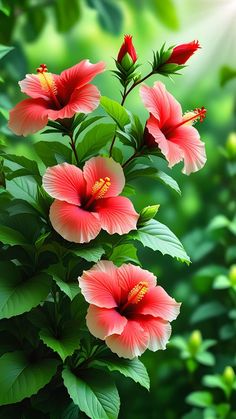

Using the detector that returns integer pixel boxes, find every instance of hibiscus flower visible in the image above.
[79,261,181,359]
[8,60,105,136]
[140,81,207,175]
[42,156,138,243]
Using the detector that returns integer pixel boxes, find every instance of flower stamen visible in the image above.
[84,177,111,209]
[36,64,61,108]
[120,281,149,312]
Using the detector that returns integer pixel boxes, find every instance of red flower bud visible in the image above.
[166,40,200,65]
[117,35,137,64]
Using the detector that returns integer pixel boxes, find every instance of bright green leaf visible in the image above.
[131,219,190,264]
[186,391,213,408]
[109,244,140,266]
[62,367,120,419]
[100,97,130,129]
[73,243,105,262]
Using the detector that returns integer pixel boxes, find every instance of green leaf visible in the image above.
[0,0,11,16]
[86,0,123,34]
[220,66,236,87]
[195,351,215,366]
[109,244,140,266]
[191,302,226,324]
[40,323,80,361]
[100,97,130,129]
[132,219,190,264]
[0,261,51,319]
[34,141,72,167]
[0,225,27,245]
[73,243,105,262]
[90,356,150,390]
[0,351,59,405]
[0,44,14,60]
[47,264,80,301]
[213,275,230,289]
[77,124,116,162]
[156,170,181,194]
[186,391,213,408]
[203,375,228,394]
[54,0,80,32]
[152,0,179,30]
[62,367,120,419]
[2,153,41,182]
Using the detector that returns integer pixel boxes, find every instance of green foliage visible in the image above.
[77,123,116,161]
[0,351,59,405]
[86,0,123,35]
[100,96,130,129]
[62,367,120,419]
[220,66,236,87]
[132,219,190,264]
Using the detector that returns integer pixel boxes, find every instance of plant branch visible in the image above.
[68,132,79,165]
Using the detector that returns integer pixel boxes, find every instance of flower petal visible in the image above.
[83,157,125,198]
[135,286,181,321]
[19,73,58,100]
[137,316,172,351]
[140,82,182,125]
[170,125,207,175]
[47,84,101,120]
[117,263,156,295]
[86,305,127,339]
[49,200,101,243]
[58,60,105,97]
[105,320,148,359]
[95,196,138,235]
[79,262,120,308]
[8,98,49,136]
[43,163,86,205]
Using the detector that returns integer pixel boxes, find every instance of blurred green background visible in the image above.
[0,0,236,418]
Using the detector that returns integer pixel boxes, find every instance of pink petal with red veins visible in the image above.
[42,163,86,205]
[105,320,149,359]
[135,286,181,321]
[146,115,183,168]
[19,73,57,101]
[47,84,101,120]
[95,196,138,235]
[49,200,101,243]
[8,98,49,136]
[137,316,172,351]
[58,60,105,96]
[86,305,127,339]
[140,82,182,125]
[170,125,207,175]
[117,263,156,296]
[79,263,120,308]
[83,157,125,198]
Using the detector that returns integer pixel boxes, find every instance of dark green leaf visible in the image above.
[73,243,105,262]
[54,0,80,32]
[0,261,51,319]
[34,141,72,167]
[191,302,226,324]
[90,356,150,390]
[40,322,81,361]
[0,225,27,245]
[220,66,236,87]
[77,123,116,161]
[86,0,123,34]
[0,351,59,405]
[0,44,14,60]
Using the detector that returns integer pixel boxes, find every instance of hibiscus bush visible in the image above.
[0,35,207,418]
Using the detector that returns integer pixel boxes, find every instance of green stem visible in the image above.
[109,70,154,157]
[122,150,140,168]
[68,132,79,165]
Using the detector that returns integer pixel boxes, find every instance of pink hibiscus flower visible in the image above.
[79,261,181,359]
[140,81,207,175]
[42,156,138,243]
[8,60,105,136]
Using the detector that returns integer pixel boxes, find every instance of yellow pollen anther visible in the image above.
[127,281,149,305]
[91,177,111,200]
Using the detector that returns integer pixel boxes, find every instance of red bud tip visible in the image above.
[117,34,137,64]
[166,40,201,65]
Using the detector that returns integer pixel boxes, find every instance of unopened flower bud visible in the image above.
[166,40,200,65]
[117,35,137,68]
[139,205,160,225]
[189,330,202,353]
[226,133,236,159]
[229,265,236,285]
[223,366,235,386]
